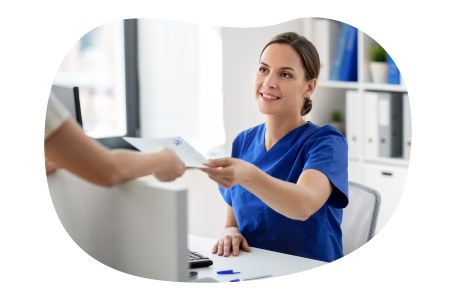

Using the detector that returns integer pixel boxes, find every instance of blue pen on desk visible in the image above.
[230,274,274,282]
[217,270,240,275]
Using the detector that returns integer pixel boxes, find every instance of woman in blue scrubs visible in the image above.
[200,32,348,263]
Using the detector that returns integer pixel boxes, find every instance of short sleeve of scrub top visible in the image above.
[218,122,348,262]
[45,92,70,140]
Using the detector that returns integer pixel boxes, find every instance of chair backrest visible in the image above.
[47,169,189,282]
[341,181,381,256]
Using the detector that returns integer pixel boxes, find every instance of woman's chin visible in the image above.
[258,102,278,115]
[258,106,274,115]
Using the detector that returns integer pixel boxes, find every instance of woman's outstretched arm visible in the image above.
[200,158,333,221]
[45,118,186,186]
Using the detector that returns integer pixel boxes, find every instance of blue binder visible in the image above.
[340,26,358,82]
[330,23,350,81]
[387,53,456,84]
[330,22,456,81]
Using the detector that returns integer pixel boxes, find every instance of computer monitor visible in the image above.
[51,84,83,127]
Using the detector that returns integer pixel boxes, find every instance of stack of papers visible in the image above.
[123,137,209,168]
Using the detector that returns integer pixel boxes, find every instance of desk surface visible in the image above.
[188,235,456,283]
[188,235,329,282]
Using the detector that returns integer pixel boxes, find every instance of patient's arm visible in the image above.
[44,118,186,186]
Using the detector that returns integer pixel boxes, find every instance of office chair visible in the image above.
[341,181,381,256]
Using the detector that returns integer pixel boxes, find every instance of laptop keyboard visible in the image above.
[188,249,213,268]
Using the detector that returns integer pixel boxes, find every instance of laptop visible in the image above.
[51,84,83,126]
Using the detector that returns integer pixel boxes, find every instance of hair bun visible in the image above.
[300,98,312,116]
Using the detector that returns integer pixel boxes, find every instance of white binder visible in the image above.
[403,93,412,159]
[364,91,379,158]
[346,90,360,155]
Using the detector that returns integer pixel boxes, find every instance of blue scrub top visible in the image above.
[219,121,348,262]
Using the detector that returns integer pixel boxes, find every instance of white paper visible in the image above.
[123,136,209,168]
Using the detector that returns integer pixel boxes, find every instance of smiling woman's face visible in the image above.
[254,43,313,117]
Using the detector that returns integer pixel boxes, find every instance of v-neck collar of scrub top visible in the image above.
[244,121,317,172]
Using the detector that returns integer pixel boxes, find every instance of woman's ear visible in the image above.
[303,78,317,98]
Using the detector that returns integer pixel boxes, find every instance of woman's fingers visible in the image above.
[217,239,224,256]
[241,238,251,252]
[231,236,242,256]
[209,175,233,189]
[223,236,232,257]
[203,158,232,168]
[212,241,219,254]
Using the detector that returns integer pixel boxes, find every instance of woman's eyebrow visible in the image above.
[260,62,295,72]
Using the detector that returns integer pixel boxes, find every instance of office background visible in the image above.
[53,18,410,240]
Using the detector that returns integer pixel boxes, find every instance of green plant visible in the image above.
[331,110,343,122]
[370,44,387,62]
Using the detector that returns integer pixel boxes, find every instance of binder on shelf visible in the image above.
[313,19,342,81]
[340,25,358,82]
[330,23,350,81]
[378,92,403,158]
[387,52,456,84]
[403,93,456,160]
[345,90,361,155]
[364,91,379,158]
[331,22,456,81]
[345,90,402,158]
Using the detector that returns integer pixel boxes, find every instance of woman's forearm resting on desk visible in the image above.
[44,119,186,186]
[201,158,334,221]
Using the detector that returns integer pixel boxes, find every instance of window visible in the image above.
[53,19,139,149]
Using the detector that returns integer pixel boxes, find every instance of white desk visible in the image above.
[188,234,329,282]
[188,234,456,283]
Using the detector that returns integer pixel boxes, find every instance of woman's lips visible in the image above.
[260,93,280,102]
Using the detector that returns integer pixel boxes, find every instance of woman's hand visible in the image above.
[200,158,257,188]
[152,148,186,181]
[212,227,250,257]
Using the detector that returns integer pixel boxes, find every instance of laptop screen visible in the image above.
[51,84,83,127]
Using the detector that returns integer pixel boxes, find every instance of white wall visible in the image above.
[221,18,305,155]
[138,18,302,155]
[137,19,324,240]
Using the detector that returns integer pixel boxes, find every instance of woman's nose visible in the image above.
[263,74,277,88]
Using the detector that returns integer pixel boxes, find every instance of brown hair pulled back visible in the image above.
[260,32,320,117]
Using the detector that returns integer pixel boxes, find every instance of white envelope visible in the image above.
[123,137,209,168]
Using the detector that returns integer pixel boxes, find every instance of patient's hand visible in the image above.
[152,148,186,182]
[212,227,250,257]
[45,157,60,175]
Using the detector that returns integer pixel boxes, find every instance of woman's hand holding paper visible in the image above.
[199,158,257,188]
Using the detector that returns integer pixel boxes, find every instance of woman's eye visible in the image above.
[282,73,291,78]
[259,68,267,73]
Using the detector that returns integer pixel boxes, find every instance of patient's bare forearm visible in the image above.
[44,119,178,186]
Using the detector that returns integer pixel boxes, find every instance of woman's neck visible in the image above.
[264,114,307,151]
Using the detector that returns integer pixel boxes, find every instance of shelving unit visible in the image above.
[304,18,456,254]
